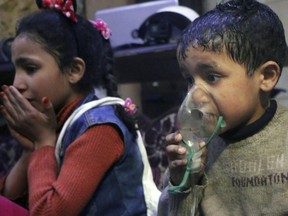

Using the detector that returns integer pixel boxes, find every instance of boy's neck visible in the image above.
[220,100,277,142]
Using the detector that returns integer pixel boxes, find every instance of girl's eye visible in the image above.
[25,65,38,74]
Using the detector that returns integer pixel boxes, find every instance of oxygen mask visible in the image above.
[169,85,226,193]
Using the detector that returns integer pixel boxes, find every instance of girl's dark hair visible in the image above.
[15,9,137,137]
[16,10,118,94]
[177,0,287,76]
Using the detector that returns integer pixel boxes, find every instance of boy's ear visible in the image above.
[67,57,85,84]
[259,61,280,92]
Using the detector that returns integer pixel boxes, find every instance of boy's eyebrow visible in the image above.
[195,62,218,71]
[179,60,219,74]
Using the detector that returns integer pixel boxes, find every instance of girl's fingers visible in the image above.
[5,86,31,112]
[0,91,17,125]
[1,86,24,119]
[41,96,57,127]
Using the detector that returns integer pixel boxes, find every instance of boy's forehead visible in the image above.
[177,44,228,61]
[177,45,244,73]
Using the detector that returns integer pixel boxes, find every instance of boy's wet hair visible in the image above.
[177,0,287,75]
[15,10,117,96]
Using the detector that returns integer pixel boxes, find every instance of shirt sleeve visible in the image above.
[27,124,124,216]
[158,171,206,216]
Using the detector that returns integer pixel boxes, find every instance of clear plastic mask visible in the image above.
[177,85,226,154]
[169,85,226,193]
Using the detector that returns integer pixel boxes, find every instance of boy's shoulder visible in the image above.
[275,101,288,118]
[265,101,288,136]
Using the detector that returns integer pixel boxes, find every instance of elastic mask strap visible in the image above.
[168,116,224,193]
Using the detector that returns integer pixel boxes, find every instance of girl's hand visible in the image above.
[9,127,35,151]
[165,132,207,186]
[0,85,57,149]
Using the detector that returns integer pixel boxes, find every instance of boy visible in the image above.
[158,0,288,215]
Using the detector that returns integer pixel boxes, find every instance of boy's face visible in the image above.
[178,46,266,133]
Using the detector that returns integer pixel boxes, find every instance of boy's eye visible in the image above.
[204,73,221,83]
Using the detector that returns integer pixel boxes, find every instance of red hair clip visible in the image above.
[39,0,78,23]
[90,18,112,40]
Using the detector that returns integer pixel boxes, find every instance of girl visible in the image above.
[0,0,160,215]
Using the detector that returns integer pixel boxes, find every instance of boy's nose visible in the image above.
[189,86,210,108]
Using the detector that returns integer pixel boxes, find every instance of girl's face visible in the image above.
[11,35,77,113]
[178,46,265,133]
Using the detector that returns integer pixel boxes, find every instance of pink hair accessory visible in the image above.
[90,18,112,40]
[41,0,77,23]
[124,98,137,115]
